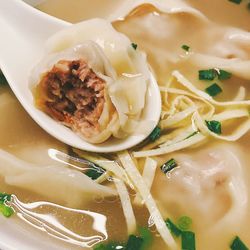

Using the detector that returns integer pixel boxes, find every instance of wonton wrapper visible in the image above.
[30,18,150,143]
[153,143,248,231]
[0,149,117,207]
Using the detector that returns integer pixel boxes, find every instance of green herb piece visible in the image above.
[230,236,249,250]
[205,83,222,97]
[247,2,250,10]
[85,166,105,180]
[126,235,143,250]
[177,216,192,231]
[149,126,161,142]
[165,218,182,237]
[93,230,150,250]
[0,200,14,218]
[199,68,232,82]
[139,227,153,250]
[181,231,196,250]
[93,244,105,250]
[182,45,190,52]
[217,69,232,80]
[185,131,198,140]
[206,120,222,134]
[161,159,178,174]
[0,72,8,85]
[0,192,13,218]
[199,69,217,81]
[94,242,125,250]
[0,193,11,202]
[228,0,242,4]
[131,43,138,50]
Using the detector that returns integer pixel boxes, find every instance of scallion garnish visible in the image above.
[139,227,153,250]
[0,202,14,218]
[126,235,144,250]
[94,228,152,250]
[85,166,105,180]
[68,149,106,180]
[161,158,178,174]
[131,43,138,50]
[181,231,196,250]
[177,216,192,231]
[228,0,242,4]
[217,69,232,80]
[94,242,125,250]
[166,217,196,250]
[199,68,232,81]
[0,192,11,202]
[230,236,249,250]
[0,192,14,218]
[248,2,250,10]
[185,131,198,140]
[182,45,190,52]
[149,126,161,142]
[165,218,182,237]
[206,120,222,134]
[205,83,222,97]
[199,69,217,81]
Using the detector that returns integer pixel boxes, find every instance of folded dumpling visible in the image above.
[30,19,150,144]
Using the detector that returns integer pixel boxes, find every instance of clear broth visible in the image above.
[1,1,250,249]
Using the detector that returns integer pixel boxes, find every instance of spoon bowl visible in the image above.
[0,0,161,153]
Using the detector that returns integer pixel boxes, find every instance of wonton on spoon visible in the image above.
[30,19,151,144]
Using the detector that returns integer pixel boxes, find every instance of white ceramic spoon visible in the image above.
[0,0,161,153]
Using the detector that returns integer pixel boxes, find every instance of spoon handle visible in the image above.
[0,0,70,132]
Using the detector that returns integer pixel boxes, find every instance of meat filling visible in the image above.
[37,59,106,138]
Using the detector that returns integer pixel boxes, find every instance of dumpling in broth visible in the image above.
[152,143,247,230]
[30,18,150,143]
[0,149,117,207]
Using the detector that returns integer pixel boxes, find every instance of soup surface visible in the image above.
[1,0,250,249]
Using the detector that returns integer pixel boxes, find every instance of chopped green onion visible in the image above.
[0,193,13,218]
[68,148,106,180]
[126,235,143,250]
[131,43,138,50]
[182,45,190,52]
[205,83,222,97]
[165,218,182,237]
[206,120,222,134]
[139,227,153,250]
[93,244,105,250]
[230,236,249,250]
[199,68,232,82]
[161,158,178,174]
[0,192,11,202]
[149,126,161,142]
[94,242,125,250]
[85,166,105,180]
[185,131,198,140]
[178,216,192,231]
[181,231,196,250]
[228,0,242,4]
[247,2,250,10]
[166,217,195,249]
[199,69,217,81]
[0,201,14,218]
[217,69,232,80]
[94,229,151,250]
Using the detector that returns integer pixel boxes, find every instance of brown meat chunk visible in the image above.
[36,59,106,138]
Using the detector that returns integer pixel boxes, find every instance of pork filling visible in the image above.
[37,59,106,138]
